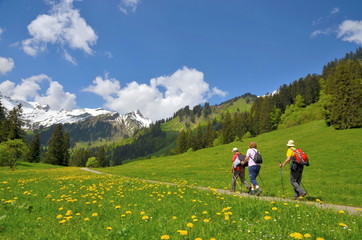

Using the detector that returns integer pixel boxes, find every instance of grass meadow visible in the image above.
[1,166,361,239]
[1,120,361,239]
[102,120,362,207]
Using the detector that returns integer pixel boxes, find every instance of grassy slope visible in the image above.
[101,120,362,206]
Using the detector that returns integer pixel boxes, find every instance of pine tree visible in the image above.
[329,60,362,129]
[97,146,107,167]
[221,111,234,144]
[63,131,71,166]
[7,104,26,140]
[175,130,187,154]
[27,133,41,163]
[45,124,65,165]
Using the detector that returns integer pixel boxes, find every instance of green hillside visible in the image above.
[101,120,362,206]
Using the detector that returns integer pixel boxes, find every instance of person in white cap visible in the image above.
[279,140,307,199]
[230,147,251,193]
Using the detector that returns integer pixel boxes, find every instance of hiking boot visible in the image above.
[249,190,255,195]
[255,188,262,196]
[246,186,251,193]
[299,192,307,199]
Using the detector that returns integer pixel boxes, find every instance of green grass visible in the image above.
[100,120,362,207]
[0,168,360,239]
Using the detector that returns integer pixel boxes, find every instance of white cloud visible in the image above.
[21,0,97,57]
[63,49,77,65]
[35,81,77,110]
[338,20,362,45]
[0,57,15,75]
[0,74,77,110]
[330,7,340,15]
[83,67,227,121]
[119,0,140,14]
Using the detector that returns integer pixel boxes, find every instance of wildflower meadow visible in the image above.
[0,167,361,239]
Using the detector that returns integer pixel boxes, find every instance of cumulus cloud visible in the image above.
[0,57,15,75]
[338,20,362,45]
[0,74,77,110]
[119,0,140,14]
[21,0,97,60]
[83,67,227,121]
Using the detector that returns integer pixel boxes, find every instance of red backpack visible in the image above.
[292,149,309,166]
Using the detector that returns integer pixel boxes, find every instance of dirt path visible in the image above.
[80,168,361,215]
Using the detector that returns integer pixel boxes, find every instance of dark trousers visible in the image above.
[290,165,305,197]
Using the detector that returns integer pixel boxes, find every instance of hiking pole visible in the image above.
[279,162,285,197]
[300,181,308,195]
[258,174,265,188]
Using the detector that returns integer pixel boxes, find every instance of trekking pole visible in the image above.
[279,162,285,197]
[258,174,265,188]
[301,181,308,195]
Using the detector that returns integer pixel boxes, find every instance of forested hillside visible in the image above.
[1,48,361,169]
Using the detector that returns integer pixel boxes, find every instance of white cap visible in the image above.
[286,140,295,147]
[232,147,238,152]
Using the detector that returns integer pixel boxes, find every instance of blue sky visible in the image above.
[0,0,361,121]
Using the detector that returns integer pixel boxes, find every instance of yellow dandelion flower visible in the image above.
[272,207,278,211]
[161,235,170,240]
[187,223,194,228]
[59,220,67,224]
[37,217,42,220]
[289,232,303,239]
[339,223,347,227]
[316,238,325,240]
[339,210,345,214]
[58,207,64,211]
[264,211,270,214]
[56,214,63,219]
[264,216,272,220]
[142,215,150,220]
[172,216,177,220]
[65,210,72,216]
[295,204,300,207]
[210,238,217,240]
[193,219,198,222]
[203,219,210,223]
[140,211,145,215]
[125,211,132,214]
[224,215,230,220]
[115,205,121,209]
[76,213,81,216]
[106,227,112,230]
[91,213,98,217]
[195,238,203,240]
[304,233,312,238]
[202,211,208,214]
[283,203,288,206]
[191,215,197,219]
[177,230,188,236]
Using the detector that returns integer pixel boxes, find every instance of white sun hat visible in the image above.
[232,147,238,152]
[286,140,295,147]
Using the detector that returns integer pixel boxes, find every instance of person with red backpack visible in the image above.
[279,140,307,199]
[230,147,251,193]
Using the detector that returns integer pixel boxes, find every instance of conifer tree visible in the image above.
[175,130,187,154]
[97,146,107,167]
[27,133,41,163]
[222,111,234,144]
[328,60,362,129]
[7,104,25,140]
[45,124,65,165]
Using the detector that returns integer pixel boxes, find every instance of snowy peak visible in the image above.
[0,94,151,130]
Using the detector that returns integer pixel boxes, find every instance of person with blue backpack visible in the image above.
[279,140,307,199]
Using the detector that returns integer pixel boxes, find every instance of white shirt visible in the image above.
[246,148,260,166]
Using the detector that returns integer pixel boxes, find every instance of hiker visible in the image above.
[241,142,262,195]
[230,147,251,193]
[279,140,307,199]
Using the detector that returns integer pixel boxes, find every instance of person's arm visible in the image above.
[241,156,249,166]
[279,156,291,167]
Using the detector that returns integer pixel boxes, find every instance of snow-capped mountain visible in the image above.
[0,93,151,131]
